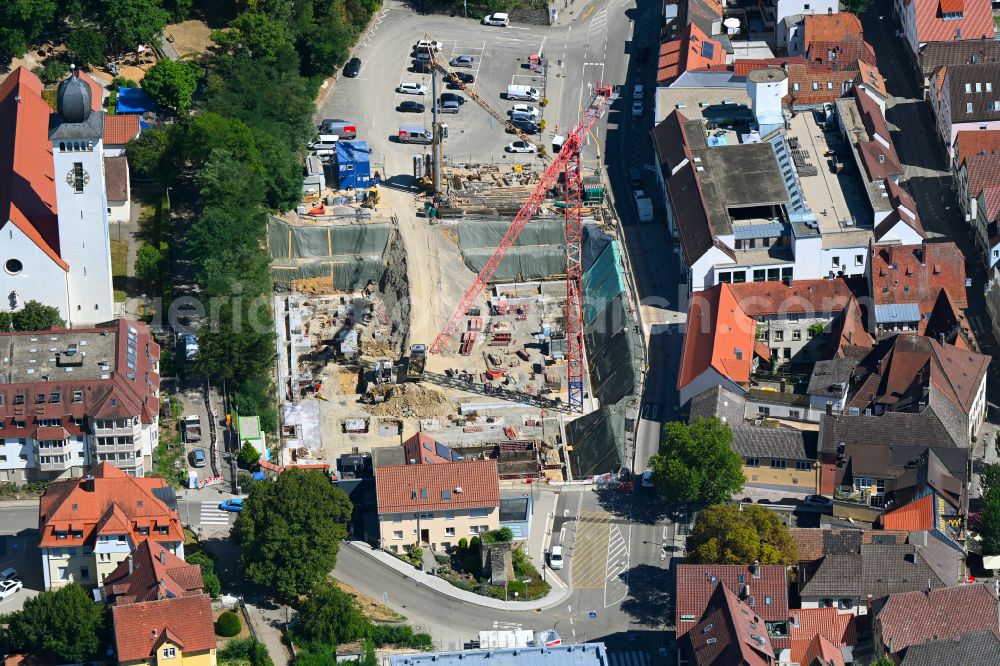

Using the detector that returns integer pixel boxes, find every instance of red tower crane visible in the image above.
[429,83,618,411]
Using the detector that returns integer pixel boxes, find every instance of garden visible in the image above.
[431,529,551,601]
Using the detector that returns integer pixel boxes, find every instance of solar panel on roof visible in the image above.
[702,41,715,59]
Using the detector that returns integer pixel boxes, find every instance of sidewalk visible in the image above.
[345,541,572,611]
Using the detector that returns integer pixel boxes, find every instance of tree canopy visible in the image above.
[233,468,353,598]
[648,418,745,506]
[141,59,201,113]
[0,300,65,332]
[100,0,170,55]
[1,584,106,662]
[66,28,107,68]
[238,440,261,469]
[687,504,797,565]
[296,581,370,647]
[0,0,57,69]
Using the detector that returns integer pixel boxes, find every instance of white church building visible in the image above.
[0,68,114,326]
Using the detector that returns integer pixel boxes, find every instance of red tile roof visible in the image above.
[0,67,66,272]
[38,462,183,549]
[732,57,809,77]
[375,460,499,514]
[963,150,1000,207]
[675,564,790,649]
[103,114,140,145]
[677,284,757,392]
[828,296,876,357]
[874,178,925,242]
[789,608,857,665]
[854,89,904,181]
[803,13,864,53]
[954,129,1000,166]
[802,634,845,666]
[871,242,968,313]
[882,493,935,531]
[102,540,204,605]
[658,23,726,83]
[684,583,776,666]
[111,594,215,663]
[808,40,877,68]
[727,279,855,318]
[856,60,889,98]
[874,583,1000,654]
[907,0,994,44]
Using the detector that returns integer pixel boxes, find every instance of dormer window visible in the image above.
[56,531,68,539]
[138,527,149,536]
[158,526,169,535]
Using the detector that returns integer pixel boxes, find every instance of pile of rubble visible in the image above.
[363,383,452,418]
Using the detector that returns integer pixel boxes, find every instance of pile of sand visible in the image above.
[363,383,451,418]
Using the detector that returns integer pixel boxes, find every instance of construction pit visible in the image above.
[269,165,642,480]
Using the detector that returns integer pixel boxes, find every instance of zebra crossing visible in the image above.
[199,501,233,529]
[607,651,649,666]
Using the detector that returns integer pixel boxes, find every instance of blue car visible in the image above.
[219,498,245,512]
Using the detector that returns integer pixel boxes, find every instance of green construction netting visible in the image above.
[586,293,641,408]
[566,407,625,478]
[457,219,566,281]
[267,217,391,290]
[581,241,625,325]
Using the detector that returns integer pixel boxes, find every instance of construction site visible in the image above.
[267,82,644,481]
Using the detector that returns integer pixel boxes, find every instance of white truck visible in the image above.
[635,196,654,223]
[182,415,202,443]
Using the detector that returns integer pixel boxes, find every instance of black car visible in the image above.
[344,57,361,77]
[447,72,474,86]
[398,100,426,113]
[412,62,432,73]
[510,119,539,134]
[439,92,465,106]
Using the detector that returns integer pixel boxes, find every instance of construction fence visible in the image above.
[267,216,392,291]
[457,217,567,282]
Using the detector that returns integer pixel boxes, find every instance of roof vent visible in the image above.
[455,486,463,493]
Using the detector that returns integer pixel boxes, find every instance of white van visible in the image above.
[507,84,540,101]
[398,126,434,144]
[308,134,340,151]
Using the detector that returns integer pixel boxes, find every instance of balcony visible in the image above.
[38,457,72,472]
[93,442,140,456]
[92,423,139,436]
[834,488,886,508]
[35,442,70,457]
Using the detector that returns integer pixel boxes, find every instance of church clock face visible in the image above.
[66,166,90,190]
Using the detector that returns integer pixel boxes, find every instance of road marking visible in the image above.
[580,5,595,20]
[570,511,613,589]
[609,651,650,666]
[200,501,232,526]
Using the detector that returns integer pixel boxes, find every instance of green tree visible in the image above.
[2,584,106,662]
[141,58,201,113]
[981,463,1000,496]
[220,638,274,666]
[0,0,57,69]
[186,550,222,598]
[211,12,293,61]
[233,468,353,598]
[358,639,377,666]
[238,440,261,469]
[101,0,170,55]
[162,0,193,21]
[980,488,1000,556]
[0,311,11,331]
[32,58,69,84]
[648,418,745,506]
[867,657,893,666]
[687,504,797,565]
[66,28,107,67]
[296,580,370,647]
[295,648,337,666]
[180,112,264,176]
[135,244,165,285]
[12,300,65,331]
[125,124,178,184]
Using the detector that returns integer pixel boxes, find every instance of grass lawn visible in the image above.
[110,239,128,302]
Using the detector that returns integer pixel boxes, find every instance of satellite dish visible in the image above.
[724,17,740,28]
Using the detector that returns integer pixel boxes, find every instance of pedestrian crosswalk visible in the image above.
[199,501,232,528]
[607,651,649,666]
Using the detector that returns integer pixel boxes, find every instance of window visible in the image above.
[50,392,61,404]
[788,410,801,419]
[812,82,819,90]
[758,407,770,416]
[791,330,801,341]
[832,256,840,267]
[796,461,812,470]
[783,348,791,359]
[855,254,864,266]
[967,102,974,113]
[821,598,834,608]
[838,598,853,609]
[753,269,766,282]
[80,567,89,579]
[393,530,403,540]
[773,330,784,342]
[770,459,787,469]
[681,614,697,621]
[827,81,833,89]
[718,271,732,284]
[59,567,69,581]
[745,457,760,467]
[854,477,886,495]
[966,83,973,93]
[445,527,456,536]
[977,82,983,92]
[138,527,149,536]
[72,390,83,402]
[162,648,177,659]
[418,512,433,519]
[4,259,22,275]
[444,511,455,520]
[803,2,810,7]
[988,82,993,92]
[793,82,800,91]
[13,394,23,405]
[765,596,772,605]
[391,514,402,523]
[469,508,490,518]
[72,163,85,193]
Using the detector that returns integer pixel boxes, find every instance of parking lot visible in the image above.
[0,525,41,612]
[317,6,598,175]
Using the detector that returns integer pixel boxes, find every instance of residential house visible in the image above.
[929,63,1000,156]
[688,384,748,427]
[760,0,839,47]
[0,319,161,483]
[918,39,1000,95]
[720,57,881,108]
[789,527,910,565]
[680,582,777,666]
[104,156,130,224]
[102,114,141,158]
[675,564,790,654]
[872,180,925,246]
[806,358,863,421]
[733,426,819,492]
[953,129,1000,266]
[375,459,500,552]
[894,630,1000,665]
[881,491,965,552]
[788,13,863,57]
[677,284,760,407]
[37,462,184,589]
[895,0,994,62]
[869,243,970,336]
[870,583,1000,660]
[786,608,857,666]
[797,542,954,614]
[658,23,726,84]
[101,539,204,604]
[0,67,115,325]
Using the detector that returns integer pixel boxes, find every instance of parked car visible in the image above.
[415,39,443,52]
[0,579,22,600]
[641,470,654,488]
[633,84,645,100]
[219,498,245,512]
[190,448,207,468]
[549,545,564,569]
[803,495,833,508]
[343,57,362,77]
[0,568,17,582]
[437,100,461,114]
[439,92,465,105]
[506,140,536,153]
[482,12,510,26]
[411,61,432,73]
[511,119,539,134]
[180,333,198,362]
[628,168,642,188]
[510,103,540,119]
[399,101,425,113]
[450,55,475,68]
[448,72,474,86]
[632,101,644,117]
[398,82,427,95]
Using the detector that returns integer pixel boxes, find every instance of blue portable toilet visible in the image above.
[335,141,371,190]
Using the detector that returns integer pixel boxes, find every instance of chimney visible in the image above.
[82,475,95,492]
[939,333,945,345]
[159,549,166,564]
[780,378,787,393]
[128,556,133,575]
[752,560,761,578]
[792,612,800,628]
[826,401,834,415]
